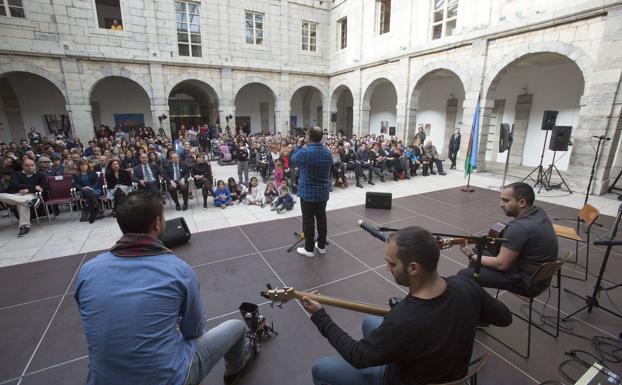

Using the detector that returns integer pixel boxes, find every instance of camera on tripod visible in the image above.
[239,302,277,352]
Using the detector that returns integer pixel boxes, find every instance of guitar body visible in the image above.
[487,223,506,255]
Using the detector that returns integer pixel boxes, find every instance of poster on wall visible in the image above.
[114,113,145,131]
[425,123,431,136]
[44,114,73,139]
[380,121,388,134]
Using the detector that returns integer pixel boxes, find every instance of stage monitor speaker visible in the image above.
[330,113,337,123]
[365,192,392,210]
[549,126,572,152]
[541,110,558,131]
[499,123,513,153]
[159,217,191,248]
[389,127,396,136]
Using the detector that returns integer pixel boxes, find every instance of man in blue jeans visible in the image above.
[75,190,254,385]
[291,126,333,258]
[302,226,512,385]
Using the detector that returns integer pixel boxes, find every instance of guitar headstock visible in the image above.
[260,284,297,308]
[436,237,454,250]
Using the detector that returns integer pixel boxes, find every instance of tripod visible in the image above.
[286,232,330,253]
[522,129,550,191]
[541,150,572,193]
[563,203,622,321]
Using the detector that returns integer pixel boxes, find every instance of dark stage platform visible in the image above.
[1,188,621,385]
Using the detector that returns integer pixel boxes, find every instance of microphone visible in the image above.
[592,135,611,140]
[357,220,388,243]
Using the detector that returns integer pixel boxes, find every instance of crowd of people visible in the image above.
[0,123,452,237]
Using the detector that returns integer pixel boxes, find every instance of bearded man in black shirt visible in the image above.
[302,226,512,385]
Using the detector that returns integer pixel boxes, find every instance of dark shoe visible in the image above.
[380,176,385,183]
[17,225,30,237]
[175,204,181,211]
[440,172,447,176]
[393,176,399,181]
[368,181,375,185]
[356,183,363,188]
[431,171,436,175]
[182,204,188,211]
[88,212,96,224]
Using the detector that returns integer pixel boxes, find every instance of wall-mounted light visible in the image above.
[158,114,168,122]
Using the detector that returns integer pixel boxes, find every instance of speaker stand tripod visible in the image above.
[286,232,330,253]
[522,129,549,191]
[541,150,572,193]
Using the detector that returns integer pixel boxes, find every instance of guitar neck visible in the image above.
[292,291,390,316]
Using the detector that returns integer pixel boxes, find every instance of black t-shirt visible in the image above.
[503,206,558,279]
[310,275,511,385]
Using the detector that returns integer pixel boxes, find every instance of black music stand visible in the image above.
[563,203,622,321]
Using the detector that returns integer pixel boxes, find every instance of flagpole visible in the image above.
[462,173,474,192]
[462,93,480,193]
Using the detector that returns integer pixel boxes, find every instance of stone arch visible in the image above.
[361,76,399,110]
[84,67,153,104]
[164,74,221,102]
[408,63,468,110]
[233,76,279,101]
[329,83,355,111]
[484,42,591,100]
[289,79,328,106]
[0,61,68,101]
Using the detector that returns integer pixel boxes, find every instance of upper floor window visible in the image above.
[377,0,391,35]
[0,0,25,18]
[246,11,264,45]
[338,17,347,49]
[302,21,317,52]
[94,0,123,30]
[431,0,458,40]
[176,1,202,57]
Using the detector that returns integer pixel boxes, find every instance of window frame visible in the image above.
[337,17,347,50]
[91,0,125,30]
[245,10,264,45]
[0,0,26,18]
[301,20,317,52]
[175,0,202,58]
[377,0,391,35]
[430,0,458,40]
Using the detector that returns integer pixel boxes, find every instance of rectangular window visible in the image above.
[94,0,123,29]
[0,0,25,18]
[176,1,202,57]
[378,0,391,35]
[246,11,264,45]
[302,21,317,52]
[431,0,458,40]
[338,17,347,49]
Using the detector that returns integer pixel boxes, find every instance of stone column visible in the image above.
[67,104,94,143]
[220,67,235,134]
[275,72,290,135]
[443,98,459,155]
[359,108,370,137]
[509,94,533,166]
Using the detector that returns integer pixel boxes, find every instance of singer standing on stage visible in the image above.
[291,126,333,258]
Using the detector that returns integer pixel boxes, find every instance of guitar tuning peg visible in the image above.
[266,283,273,290]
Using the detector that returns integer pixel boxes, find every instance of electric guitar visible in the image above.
[261,284,391,316]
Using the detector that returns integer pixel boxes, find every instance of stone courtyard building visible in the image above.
[0,0,621,194]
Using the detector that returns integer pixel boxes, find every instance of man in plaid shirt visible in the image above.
[291,127,332,258]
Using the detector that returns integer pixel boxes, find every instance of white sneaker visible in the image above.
[296,247,315,258]
[315,242,326,255]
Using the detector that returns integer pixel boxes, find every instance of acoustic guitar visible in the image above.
[435,223,506,255]
[261,285,391,316]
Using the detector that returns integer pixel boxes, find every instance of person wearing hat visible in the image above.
[37,156,52,175]
[49,153,65,176]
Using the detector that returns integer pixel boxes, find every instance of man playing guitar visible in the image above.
[301,226,512,385]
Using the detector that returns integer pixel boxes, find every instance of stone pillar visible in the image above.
[443,98,459,155]
[220,67,235,134]
[395,58,410,142]
[406,107,417,144]
[67,103,94,143]
[359,108,370,137]
[150,104,170,139]
[275,72,290,135]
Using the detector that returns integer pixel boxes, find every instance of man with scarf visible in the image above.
[75,190,255,385]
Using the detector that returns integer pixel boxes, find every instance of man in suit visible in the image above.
[355,142,382,187]
[94,155,109,175]
[133,153,160,193]
[163,153,189,211]
[448,128,461,170]
[340,142,363,186]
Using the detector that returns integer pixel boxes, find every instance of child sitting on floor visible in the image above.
[213,179,233,209]
[244,176,264,207]
[277,179,288,195]
[264,181,277,206]
[227,177,247,204]
[271,185,294,214]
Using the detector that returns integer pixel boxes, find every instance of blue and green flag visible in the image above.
[464,94,481,177]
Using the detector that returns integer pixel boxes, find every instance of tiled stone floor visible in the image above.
[1,183,621,385]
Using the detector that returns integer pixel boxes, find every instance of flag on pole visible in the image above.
[464,94,481,177]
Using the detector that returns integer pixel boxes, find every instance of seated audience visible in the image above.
[227,177,246,204]
[264,181,277,206]
[244,176,264,207]
[73,159,103,224]
[271,185,294,214]
[0,158,45,237]
[189,154,213,210]
[105,159,132,216]
[133,153,161,192]
[162,153,189,211]
[213,179,233,209]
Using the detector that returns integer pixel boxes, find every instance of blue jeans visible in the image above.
[312,316,386,385]
[185,319,251,385]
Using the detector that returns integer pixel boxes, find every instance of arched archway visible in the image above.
[361,78,397,137]
[290,85,323,135]
[168,79,219,139]
[0,71,69,143]
[89,76,152,137]
[408,69,465,153]
[482,52,585,171]
[330,85,354,137]
[234,83,277,135]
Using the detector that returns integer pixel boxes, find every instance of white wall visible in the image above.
[90,77,153,128]
[416,77,465,153]
[290,89,323,128]
[369,84,397,136]
[8,73,67,138]
[235,84,275,134]
[492,62,583,170]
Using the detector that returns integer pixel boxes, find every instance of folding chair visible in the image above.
[434,352,490,385]
[482,251,570,359]
[43,175,75,223]
[553,204,599,281]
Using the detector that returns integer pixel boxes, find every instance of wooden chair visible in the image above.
[553,204,599,281]
[482,251,570,359]
[433,352,490,385]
